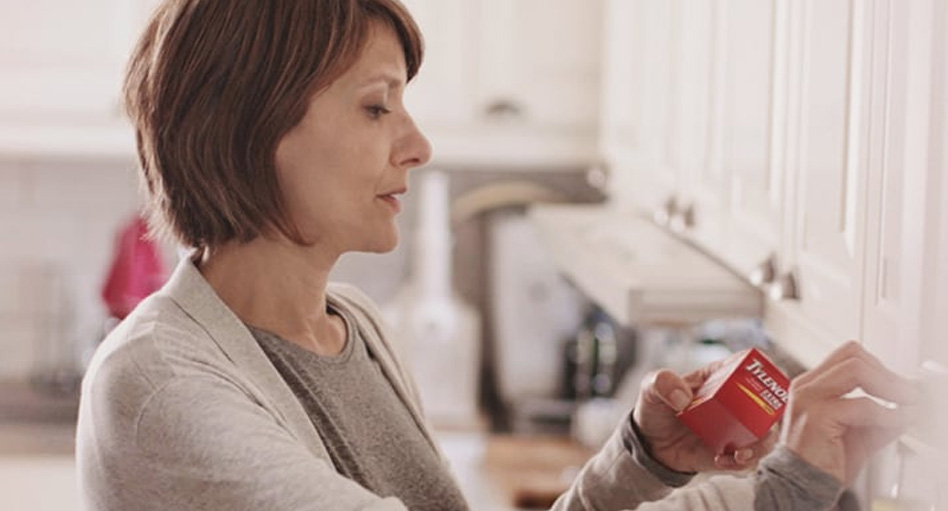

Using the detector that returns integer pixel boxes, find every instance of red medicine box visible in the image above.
[676,348,790,454]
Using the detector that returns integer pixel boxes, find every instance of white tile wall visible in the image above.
[0,157,144,381]
[0,164,25,208]
[0,320,35,381]
[0,155,416,382]
[0,456,77,511]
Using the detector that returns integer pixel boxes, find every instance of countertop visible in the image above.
[437,430,595,511]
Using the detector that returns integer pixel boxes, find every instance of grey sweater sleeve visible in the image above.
[622,412,696,488]
[624,412,844,511]
[553,412,844,511]
[79,369,409,511]
[754,447,844,511]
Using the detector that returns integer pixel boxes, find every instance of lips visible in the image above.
[377,188,406,213]
[379,187,407,197]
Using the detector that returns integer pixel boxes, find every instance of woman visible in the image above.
[76,1,918,510]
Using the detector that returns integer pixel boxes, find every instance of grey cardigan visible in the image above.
[77,258,841,511]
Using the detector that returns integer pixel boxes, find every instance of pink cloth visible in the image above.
[101,216,167,319]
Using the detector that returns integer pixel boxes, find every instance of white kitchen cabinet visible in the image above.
[601,0,780,273]
[0,0,159,158]
[922,4,948,369]
[400,0,478,126]
[715,0,781,275]
[596,0,947,369]
[859,0,932,374]
[403,0,602,160]
[598,0,644,210]
[861,2,947,506]
[406,0,603,129]
[859,5,948,506]
[856,0,948,380]
[0,0,157,121]
[599,0,676,213]
[771,0,869,352]
[475,0,602,130]
[671,0,727,251]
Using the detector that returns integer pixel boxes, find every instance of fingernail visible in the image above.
[735,448,754,463]
[670,390,691,411]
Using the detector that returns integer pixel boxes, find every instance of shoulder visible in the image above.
[80,292,246,436]
[86,293,229,388]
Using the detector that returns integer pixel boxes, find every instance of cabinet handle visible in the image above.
[670,203,696,233]
[768,271,799,301]
[749,255,778,287]
[653,196,679,226]
[586,161,611,192]
[484,98,524,120]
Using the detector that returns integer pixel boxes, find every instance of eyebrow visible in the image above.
[357,72,405,90]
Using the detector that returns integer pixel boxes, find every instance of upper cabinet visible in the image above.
[0,0,158,158]
[473,0,602,131]
[718,0,780,273]
[776,0,868,351]
[402,0,603,168]
[861,0,947,374]
[600,0,676,212]
[600,0,946,369]
[3,0,603,167]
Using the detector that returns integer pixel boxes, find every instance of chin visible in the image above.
[361,228,400,254]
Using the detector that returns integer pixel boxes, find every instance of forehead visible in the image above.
[338,22,408,88]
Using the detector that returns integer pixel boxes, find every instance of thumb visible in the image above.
[642,369,694,412]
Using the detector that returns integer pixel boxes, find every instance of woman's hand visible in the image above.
[632,352,778,473]
[781,341,919,484]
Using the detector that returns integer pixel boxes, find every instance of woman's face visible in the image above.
[275,22,431,255]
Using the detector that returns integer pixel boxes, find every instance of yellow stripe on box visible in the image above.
[736,382,775,416]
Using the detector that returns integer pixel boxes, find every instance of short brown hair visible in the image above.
[124,0,423,249]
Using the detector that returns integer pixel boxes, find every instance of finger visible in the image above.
[833,397,919,430]
[847,423,908,459]
[713,447,755,470]
[642,369,694,412]
[680,349,747,391]
[796,356,920,405]
[793,341,864,387]
[794,341,891,388]
[713,428,778,470]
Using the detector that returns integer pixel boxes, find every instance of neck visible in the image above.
[196,236,346,355]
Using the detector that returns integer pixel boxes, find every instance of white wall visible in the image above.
[0,158,140,380]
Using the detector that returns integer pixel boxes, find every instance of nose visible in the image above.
[393,114,432,170]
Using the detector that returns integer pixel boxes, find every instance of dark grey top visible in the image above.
[250,304,469,511]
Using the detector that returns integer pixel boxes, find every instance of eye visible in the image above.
[365,105,392,119]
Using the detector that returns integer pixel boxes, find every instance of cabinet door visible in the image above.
[601,0,678,213]
[864,3,947,506]
[865,0,948,373]
[599,0,647,210]
[861,0,931,373]
[401,0,479,125]
[0,0,142,121]
[475,0,601,130]
[718,0,783,275]
[672,0,724,247]
[405,0,601,130]
[784,0,868,343]
[925,27,948,369]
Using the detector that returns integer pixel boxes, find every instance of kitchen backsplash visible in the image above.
[0,158,142,380]
[0,158,600,425]
[0,156,417,383]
